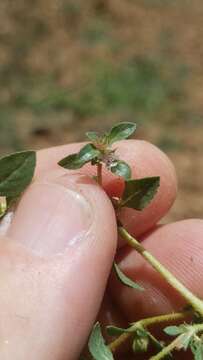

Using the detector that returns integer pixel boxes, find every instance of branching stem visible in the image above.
[118,226,203,316]
[109,311,190,353]
[150,323,203,360]
[150,335,181,360]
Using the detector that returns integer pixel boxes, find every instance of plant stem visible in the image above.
[147,331,166,353]
[118,226,203,316]
[150,323,203,360]
[97,163,103,186]
[149,336,181,360]
[109,311,190,353]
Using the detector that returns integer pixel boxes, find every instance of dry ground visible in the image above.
[0,0,202,221]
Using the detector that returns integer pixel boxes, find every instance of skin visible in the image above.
[0,139,202,359]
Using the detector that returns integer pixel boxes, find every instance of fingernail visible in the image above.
[8,174,93,256]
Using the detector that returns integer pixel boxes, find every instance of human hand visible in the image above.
[0,140,202,359]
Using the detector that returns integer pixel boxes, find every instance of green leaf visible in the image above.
[0,196,19,219]
[179,330,194,350]
[131,328,149,353]
[58,153,79,169]
[120,176,160,210]
[136,328,149,338]
[107,122,137,145]
[191,340,203,360]
[78,144,101,163]
[194,347,203,360]
[0,151,36,197]
[106,326,133,336]
[0,197,7,218]
[164,326,183,336]
[88,322,114,360]
[86,131,99,142]
[114,263,143,291]
[110,161,131,180]
[164,325,194,351]
[58,144,101,169]
[132,335,149,353]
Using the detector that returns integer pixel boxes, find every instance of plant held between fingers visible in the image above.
[58,122,203,359]
[0,122,203,359]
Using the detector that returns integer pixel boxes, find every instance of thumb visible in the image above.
[5,172,117,360]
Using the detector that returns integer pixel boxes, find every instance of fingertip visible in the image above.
[110,219,203,320]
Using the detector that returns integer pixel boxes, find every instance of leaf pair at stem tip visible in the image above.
[58,122,137,180]
[58,122,160,212]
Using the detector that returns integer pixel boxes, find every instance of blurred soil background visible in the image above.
[0,0,202,222]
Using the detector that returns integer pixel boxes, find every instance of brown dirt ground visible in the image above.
[0,0,202,222]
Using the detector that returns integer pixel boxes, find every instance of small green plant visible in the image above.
[0,122,203,359]
[58,122,203,359]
